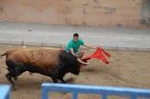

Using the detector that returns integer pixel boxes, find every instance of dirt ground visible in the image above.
[0,44,150,99]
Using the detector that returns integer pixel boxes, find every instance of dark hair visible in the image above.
[73,33,79,37]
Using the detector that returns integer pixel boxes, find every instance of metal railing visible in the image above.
[41,83,150,99]
[0,85,11,99]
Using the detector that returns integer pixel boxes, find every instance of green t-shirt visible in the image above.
[66,39,84,53]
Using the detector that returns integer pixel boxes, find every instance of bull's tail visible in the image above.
[0,52,7,57]
[0,50,12,57]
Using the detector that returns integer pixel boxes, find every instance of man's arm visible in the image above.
[82,44,96,49]
[69,48,79,57]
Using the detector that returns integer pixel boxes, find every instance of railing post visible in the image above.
[131,93,137,99]
[0,85,11,99]
[101,93,107,99]
[42,85,49,99]
[72,91,78,99]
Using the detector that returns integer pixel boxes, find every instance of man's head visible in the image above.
[73,33,79,42]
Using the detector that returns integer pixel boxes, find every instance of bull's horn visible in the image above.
[77,58,89,65]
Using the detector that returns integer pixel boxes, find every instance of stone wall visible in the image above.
[0,0,143,28]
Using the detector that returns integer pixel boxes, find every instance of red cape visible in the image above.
[81,47,111,65]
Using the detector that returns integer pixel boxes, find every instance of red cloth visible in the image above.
[81,47,111,64]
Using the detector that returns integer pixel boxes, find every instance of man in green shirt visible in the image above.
[66,33,96,64]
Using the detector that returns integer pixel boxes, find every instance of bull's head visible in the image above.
[58,50,89,76]
[69,58,88,75]
[69,61,80,75]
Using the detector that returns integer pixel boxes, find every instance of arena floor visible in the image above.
[0,44,150,99]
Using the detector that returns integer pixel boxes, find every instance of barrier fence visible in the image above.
[0,85,11,99]
[42,83,150,99]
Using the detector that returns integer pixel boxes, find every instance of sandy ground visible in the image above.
[0,44,150,99]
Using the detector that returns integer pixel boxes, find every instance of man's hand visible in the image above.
[69,48,79,57]
[75,54,79,58]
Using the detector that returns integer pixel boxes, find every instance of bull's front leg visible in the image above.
[51,75,66,83]
[49,68,66,83]
[58,76,66,83]
[51,77,59,83]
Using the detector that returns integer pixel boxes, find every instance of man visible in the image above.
[66,33,96,65]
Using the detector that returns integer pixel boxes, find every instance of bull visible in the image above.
[0,48,86,90]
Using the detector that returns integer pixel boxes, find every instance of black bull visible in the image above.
[0,48,81,90]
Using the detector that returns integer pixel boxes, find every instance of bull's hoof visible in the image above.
[11,86,16,91]
[62,80,67,83]
[52,78,58,83]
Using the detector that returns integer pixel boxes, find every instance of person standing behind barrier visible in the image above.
[66,33,96,64]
